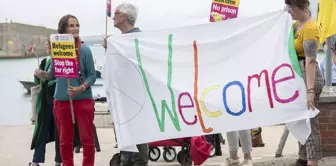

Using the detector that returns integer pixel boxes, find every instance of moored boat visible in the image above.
[19,81,37,93]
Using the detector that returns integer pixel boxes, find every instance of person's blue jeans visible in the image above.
[32,118,61,163]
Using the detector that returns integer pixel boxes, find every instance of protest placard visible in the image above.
[50,34,78,79]
[104,10,319,150]
[50,34,78,123]
[210,0,240,22]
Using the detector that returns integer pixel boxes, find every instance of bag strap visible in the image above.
[44,57,52,71]
[44,58,56,86]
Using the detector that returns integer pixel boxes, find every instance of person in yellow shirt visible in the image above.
[285,0,324,166]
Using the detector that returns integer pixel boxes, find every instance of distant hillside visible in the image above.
[0,22,56,58]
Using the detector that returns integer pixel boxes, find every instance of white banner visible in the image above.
[104,10,319,150]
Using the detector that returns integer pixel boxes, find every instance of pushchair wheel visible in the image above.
[109,153,121,166]
[148,147,161,161]
[177,149,192,166]
[163,147,176,162]
[210,143,216,158]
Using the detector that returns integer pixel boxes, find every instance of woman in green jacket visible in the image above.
[29,40,61,166]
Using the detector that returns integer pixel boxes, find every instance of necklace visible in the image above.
[295,15,311,33]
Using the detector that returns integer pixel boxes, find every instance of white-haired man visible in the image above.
[102,2,141,42]
[103,3,149,166]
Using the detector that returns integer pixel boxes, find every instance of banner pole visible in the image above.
[67,79,75,124]
[105,16,108,54]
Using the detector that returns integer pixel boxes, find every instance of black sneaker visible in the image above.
[289,159,308,166]
[28,162,39,166]
[55,162,61,166]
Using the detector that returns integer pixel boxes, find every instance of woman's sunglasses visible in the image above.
[331,46,336,53]
[331,41,336,53]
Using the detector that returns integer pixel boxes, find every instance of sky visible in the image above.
[0,0,318,37]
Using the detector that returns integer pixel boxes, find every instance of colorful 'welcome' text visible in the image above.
[135,34,299,133]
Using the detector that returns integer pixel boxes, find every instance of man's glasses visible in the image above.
[114,12,124,16]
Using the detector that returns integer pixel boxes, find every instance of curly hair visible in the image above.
[57,14,79,34]
[285,0,310,11]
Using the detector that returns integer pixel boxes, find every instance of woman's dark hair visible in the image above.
[285,0,310,11]
[57,14,79,34]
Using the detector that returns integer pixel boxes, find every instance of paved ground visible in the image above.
[0,125,335,166]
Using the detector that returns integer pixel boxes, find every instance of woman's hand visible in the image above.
[34,68,42,78]
[67,86,84,97]
[35,69,49,80]
[307,92,315,111]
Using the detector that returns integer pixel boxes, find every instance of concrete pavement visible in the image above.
[1,125,335,166]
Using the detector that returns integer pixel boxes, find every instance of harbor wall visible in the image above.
[0,23,57,58]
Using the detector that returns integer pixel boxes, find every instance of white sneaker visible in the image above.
[240,159,253,166]
[220,157,240,166]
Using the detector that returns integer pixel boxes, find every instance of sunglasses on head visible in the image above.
[331,46,336,52]
[330,40,336,52]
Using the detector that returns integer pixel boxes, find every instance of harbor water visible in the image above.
[0,45,106,125]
